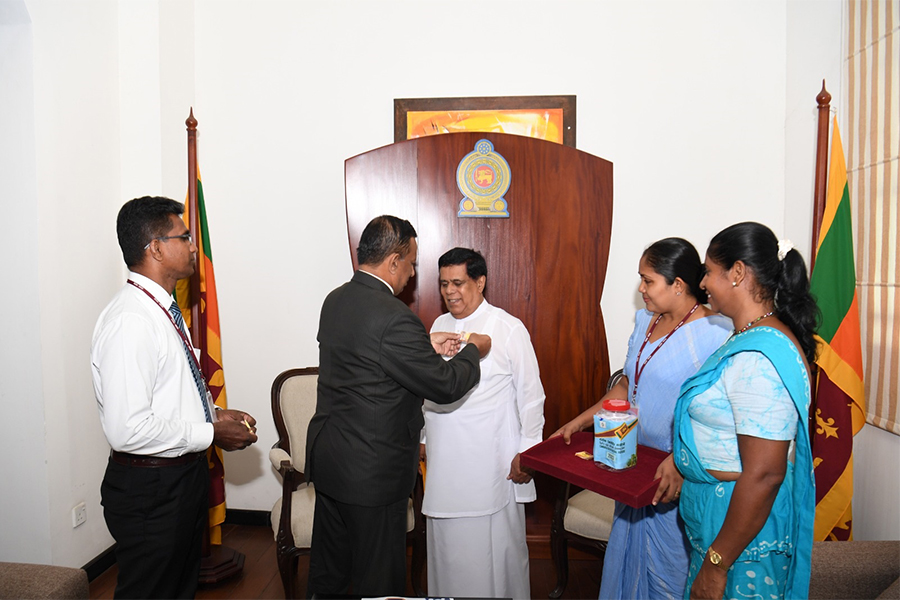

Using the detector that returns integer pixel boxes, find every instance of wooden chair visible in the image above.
[548,369,625,598]
[269,367,426,598]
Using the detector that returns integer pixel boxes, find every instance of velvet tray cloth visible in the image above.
[521,431,668,508]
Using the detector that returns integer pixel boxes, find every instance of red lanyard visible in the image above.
[632,303,699,403]
[127,279,207,383]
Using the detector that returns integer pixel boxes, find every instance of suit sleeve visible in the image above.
[380,309,480,404]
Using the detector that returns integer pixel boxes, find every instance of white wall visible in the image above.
[2,0,895,568]
[854,424,900,539]
[24,0,125,566]
[192,0,796,512]
[0,2,51,564]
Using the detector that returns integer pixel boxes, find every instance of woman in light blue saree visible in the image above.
[674,222,818,599]
[554,238,731,599]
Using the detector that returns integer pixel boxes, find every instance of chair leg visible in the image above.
[549,479,570,599]
[549,534,569,599]
[409,463,427,597]
[277,548,300,600]
[596,546,607,593]
[410,535,426,597]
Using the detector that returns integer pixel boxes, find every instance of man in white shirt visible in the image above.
[422,247,546,600]
[91,196,258,599]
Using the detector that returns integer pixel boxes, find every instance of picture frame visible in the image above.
[394,95,576,147]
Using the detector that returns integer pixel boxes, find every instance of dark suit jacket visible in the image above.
[306,271,481,506]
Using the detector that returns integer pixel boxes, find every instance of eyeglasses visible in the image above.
[143,233,193,250]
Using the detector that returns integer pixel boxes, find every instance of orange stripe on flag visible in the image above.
[829,293,864,380]
[203,255,220,333]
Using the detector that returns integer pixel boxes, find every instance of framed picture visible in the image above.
[394,95,576,147]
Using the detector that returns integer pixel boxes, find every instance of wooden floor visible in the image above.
[89,523,603,600]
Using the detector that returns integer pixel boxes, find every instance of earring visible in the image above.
[732,281,737,287]
[676,292,682,296]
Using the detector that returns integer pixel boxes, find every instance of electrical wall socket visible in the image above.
[72,502,87,528]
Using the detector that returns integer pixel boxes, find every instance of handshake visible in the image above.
[430,331,491,358]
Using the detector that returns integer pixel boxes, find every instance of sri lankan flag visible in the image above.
[176,172,229,545]
[809,118,866,541]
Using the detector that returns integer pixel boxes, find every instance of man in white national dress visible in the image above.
[421,247,546,600]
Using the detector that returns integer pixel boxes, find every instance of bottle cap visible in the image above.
[601,398,631,412]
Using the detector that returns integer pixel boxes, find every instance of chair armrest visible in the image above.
[270,447,293,472]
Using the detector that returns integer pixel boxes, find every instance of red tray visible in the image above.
[521,431,668,508]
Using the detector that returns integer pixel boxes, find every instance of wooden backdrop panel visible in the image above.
[344,140,422,314]
[345,132,613,435]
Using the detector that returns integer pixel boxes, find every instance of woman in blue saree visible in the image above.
[674,222,818,599]
[554,238,732,599]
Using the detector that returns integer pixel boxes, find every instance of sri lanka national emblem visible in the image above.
[456,139,511,218]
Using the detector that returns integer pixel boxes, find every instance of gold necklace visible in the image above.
[736,311,774,334]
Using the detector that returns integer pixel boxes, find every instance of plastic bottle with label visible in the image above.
[593,398,639,471]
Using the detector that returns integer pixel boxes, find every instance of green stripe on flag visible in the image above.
[197,180,213,259]
[810,184,856,343]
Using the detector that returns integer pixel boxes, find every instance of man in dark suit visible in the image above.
[306,215,491,598]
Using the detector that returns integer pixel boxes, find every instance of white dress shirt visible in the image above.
[423,300,546,517]
[91,272,214,457]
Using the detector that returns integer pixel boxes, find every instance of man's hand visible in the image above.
[430,331,462,356]
[507,453,533,484]
[213,409,258,451]
[466,332,492,358]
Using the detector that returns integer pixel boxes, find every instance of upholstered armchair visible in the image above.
[269,367,426,598]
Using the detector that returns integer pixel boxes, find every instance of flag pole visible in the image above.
[186,109,201,346]
[808,82,830,444]
[187,109,245,585]
[810,81,831,272]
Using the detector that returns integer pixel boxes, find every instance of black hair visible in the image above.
[642,237,708,304]
[116,196,184,268]
[438,247,487,281]
[356,215,417,266]
[707,222,820,363]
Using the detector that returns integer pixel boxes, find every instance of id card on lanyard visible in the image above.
[128,279,218,422]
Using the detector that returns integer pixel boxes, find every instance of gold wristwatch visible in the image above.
[707,546,729,572]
